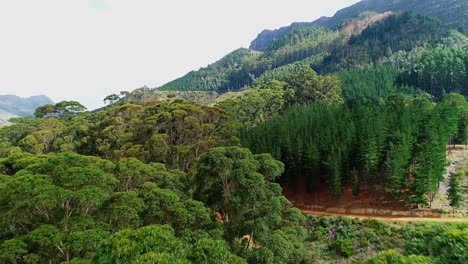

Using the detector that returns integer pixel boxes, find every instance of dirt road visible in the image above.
[300,208,468,222]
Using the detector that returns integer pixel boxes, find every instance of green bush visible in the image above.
[366,250,433,264]
[404,223,468,263]
[332,239,354,258]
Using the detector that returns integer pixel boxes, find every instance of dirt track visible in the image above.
[300,208,468,222]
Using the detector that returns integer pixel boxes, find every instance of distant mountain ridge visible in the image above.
[250,0,468,51]
[0,94,53,125]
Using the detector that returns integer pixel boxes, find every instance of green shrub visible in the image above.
[332,239,354,258]
[405,223,468,263]
[366,250,433,264]
[312,226,325,240]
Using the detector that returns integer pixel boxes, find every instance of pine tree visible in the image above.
[303,143,320,193]
[351,169,360,196]
[448,170,463,214]
[326,149,342,199]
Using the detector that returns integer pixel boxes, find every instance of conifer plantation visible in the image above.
[240,68,467,207]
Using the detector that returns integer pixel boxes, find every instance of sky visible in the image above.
[0,0,361,110]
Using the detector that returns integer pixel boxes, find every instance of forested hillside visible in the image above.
[1,80,467,263]
[250,0,468,51]
[158,24,341,93]
[320,13,466,73]
[152,11,466,96]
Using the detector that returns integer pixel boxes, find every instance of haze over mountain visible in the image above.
[0,94,53,125]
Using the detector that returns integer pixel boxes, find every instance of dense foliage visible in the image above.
[0,96,314,263]
[304,216,467,263]
[0,145,307,263]
[321,12,466,73]
[241,94,467,205]
[397,47,468,99]
[1,101,238,173]
[218,66,342,128]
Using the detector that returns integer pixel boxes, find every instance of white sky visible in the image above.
[0,0,361,109]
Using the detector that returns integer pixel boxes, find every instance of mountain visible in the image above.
[0,109,17,126]
[153,11,466,95]
[152,0,467,96]
[250,0,468,51]
[0,94,53,124]
[124,0,467,103]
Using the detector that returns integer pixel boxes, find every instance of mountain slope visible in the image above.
[320,12,466,73]
[158,25,341,93]
[159,48,261,92]
[153,12,466,95]
[250,0,468,51]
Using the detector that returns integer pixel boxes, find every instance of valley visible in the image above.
[0,0,467,263]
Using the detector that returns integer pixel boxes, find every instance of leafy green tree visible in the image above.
[189,238,241,264]
[0,239,28,264]
[93,225,241,264]
[285,66,343,106]
[93,225,189,263]
[114,158,159,192]
[0,153,115,262]
[34,104,56,118]
[141,186,212,233]
[102,191,145,230]
[34,101,87,119]
[103,94,120,105]
[55,101,87,115]
[19,118,65,154]
[195,147,307,263]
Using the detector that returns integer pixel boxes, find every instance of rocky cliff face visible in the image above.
[249,28,289,52]
[249,22,316,51]
[249,0,468,51]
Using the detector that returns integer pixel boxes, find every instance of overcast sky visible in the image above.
[0,0,361,109]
